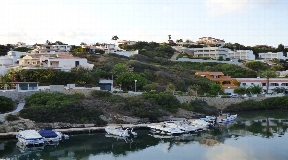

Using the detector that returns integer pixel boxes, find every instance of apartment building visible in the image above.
[258,52,286,60]
[229,50,255,60]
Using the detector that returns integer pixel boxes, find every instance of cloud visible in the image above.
[205,144,250,160]
[205,0,274,17]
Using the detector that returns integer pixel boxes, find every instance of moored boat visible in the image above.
[105,126,137,138]
[38,129,61,144]
[16,130,45,146]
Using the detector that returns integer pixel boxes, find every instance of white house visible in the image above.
[19,54,94,71]
[236,78,288,93]
[7,51,27,64]
[258,52,286,60]
[0,56,13,65]
[277,70,288,77]
[183,46,230,59]
[229,50,255,60]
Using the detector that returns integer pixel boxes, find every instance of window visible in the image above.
[243,83,246,86]
[262,83,266,86]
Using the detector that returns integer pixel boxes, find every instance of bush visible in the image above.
[0,96,14,113]
[90,90,112,98]
[5,114,20,121]
[190,99,218,115]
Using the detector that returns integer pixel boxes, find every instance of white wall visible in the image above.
[0,56,13,65]
[0,66,9,75]
[114,50,138,57]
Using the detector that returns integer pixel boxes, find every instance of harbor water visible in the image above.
[1,110,288,160]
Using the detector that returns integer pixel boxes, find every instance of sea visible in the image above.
[1,109,288,160]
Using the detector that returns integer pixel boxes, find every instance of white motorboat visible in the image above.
[105,126,137,138]
[38,129,61,144]
[16,130,45,146]
[163,121,198,133]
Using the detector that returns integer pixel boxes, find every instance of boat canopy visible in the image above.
[38,129,58,138]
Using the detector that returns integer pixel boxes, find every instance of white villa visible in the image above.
[183,46,230,59]
[229,50,255,60]
[236,78,288,93]
[19,54,94,72]
[31,44,72,54]
[258,52,286,60]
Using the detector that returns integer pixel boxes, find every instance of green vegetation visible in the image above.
[225,96,288,112]
[13,47,32,52]
[190,99,218,115]
[174,62,257,78]
[0,96,14,113]
[5,114,20,121]
[19,92,106,125]
[0,44,12,56]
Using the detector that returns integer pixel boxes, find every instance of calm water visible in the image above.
[1,110,288,160]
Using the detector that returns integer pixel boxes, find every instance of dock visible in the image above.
[0,123,152,139]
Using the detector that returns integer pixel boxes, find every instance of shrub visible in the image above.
[190,99,218,115]
[0,96,14,113]
[5,114,20,121]
[90,90,112,98]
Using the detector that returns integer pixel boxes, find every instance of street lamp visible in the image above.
[134,80,137,92]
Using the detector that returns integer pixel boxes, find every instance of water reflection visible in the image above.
[1,112,288,159]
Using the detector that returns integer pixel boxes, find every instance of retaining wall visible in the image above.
[0,90,267,109]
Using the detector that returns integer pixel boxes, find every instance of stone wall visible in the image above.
[175,95,266,109]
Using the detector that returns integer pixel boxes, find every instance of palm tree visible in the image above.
[261,69,277,93]
[112,35,119,45]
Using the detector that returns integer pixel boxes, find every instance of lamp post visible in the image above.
[134,80,137,92]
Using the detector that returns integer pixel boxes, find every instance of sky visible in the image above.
[0,0,287,47]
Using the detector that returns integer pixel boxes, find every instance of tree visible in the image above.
[234,87,247,96]
[273,87,285,94]
[209,83,222,95]
[246,61,268,71]
[218,56,224,61]
[188,84,200,97]
[13,47,32,52]
[112,35,119,45]
[111,63,129,76]
[115,72,146,91]
[248,84,262,94]
[261,69,277,93]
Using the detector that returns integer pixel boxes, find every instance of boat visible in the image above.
[16,130,45,146]
[38,129,61,144]
[217,113,237,123]
[105,126,137,138]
